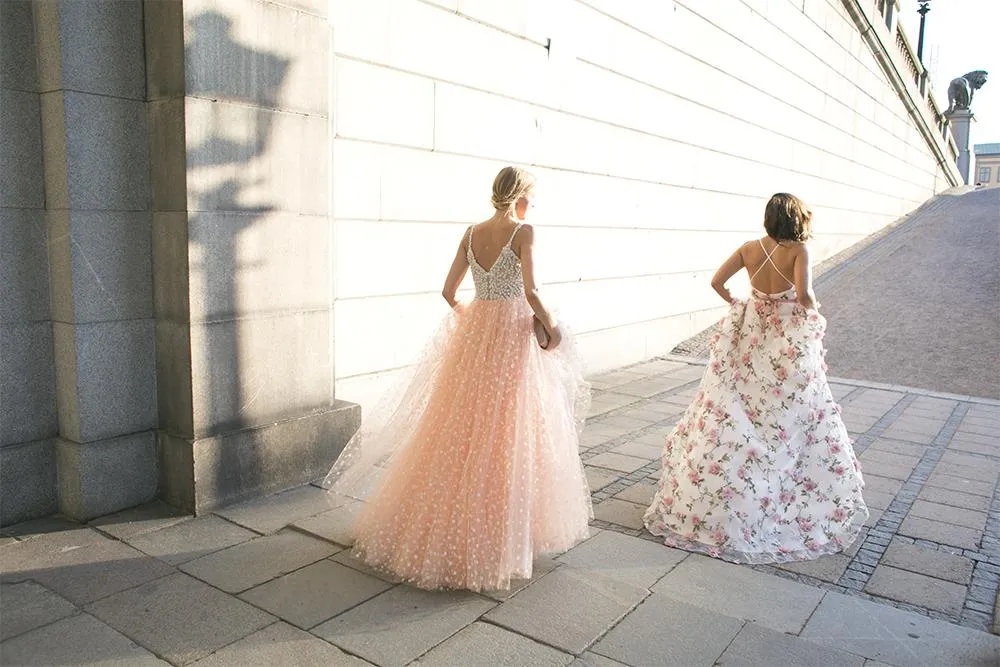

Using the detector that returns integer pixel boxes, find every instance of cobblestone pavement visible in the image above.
[672,187,1000,400]
[4,359,1000,666]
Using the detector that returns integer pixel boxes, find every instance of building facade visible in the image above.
[0,0,961,526]
[974,144,1000,188]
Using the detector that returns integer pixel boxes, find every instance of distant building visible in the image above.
[974,144,1000,188]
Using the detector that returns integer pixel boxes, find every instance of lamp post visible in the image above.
[916,1,931,64]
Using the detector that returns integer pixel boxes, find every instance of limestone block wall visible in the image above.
[330,0,959,409]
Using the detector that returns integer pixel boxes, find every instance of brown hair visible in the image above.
[763,193,812,242]
[491,166,536,214]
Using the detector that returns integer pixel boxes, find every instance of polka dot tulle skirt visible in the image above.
[323,298,592,591]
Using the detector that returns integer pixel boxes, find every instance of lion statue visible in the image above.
[947,70,988,113]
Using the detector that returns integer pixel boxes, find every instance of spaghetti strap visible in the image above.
[506,223,523,248]
[750,239,794,286]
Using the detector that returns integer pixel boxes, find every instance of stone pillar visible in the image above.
[0,0,59,525]
[25,0,159,521]
[946,109,974,184]
[148,0,359,514]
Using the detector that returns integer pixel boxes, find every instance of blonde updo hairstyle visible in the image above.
[491,166,536,217]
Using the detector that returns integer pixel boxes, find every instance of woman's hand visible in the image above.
[545,325,563,350]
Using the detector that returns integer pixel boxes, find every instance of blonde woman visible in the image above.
[324,166,592,591]
[644,193,868,563]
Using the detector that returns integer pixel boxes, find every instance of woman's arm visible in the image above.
[442,227,471,310]
[711,246,746,304]
[793,244,819,310]
[517,225,562,348]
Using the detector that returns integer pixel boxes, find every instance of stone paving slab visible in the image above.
[484,568,647,654]
[653,555,825,634]
[312,586,495,667]
[238,559,392,630]
[0,581,77,641]
[881,538,974,585]
[865,565,967,615]
[191,622,369,667]
[800,591,1000,666]
[591,593,743,667]
[414,621,574,667]
[126,515,259,566]
[216,484,345,535]
[715,622,865,667]
[0,613,168,666]
[556,529,687,589]
[180,530,340,593]
[86,572,275,665]
[89,501,190,541]
[0,526,174,605]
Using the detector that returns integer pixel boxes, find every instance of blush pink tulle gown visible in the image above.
[323,224,592,591]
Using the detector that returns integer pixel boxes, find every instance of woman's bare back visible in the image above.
[742,237,804,294]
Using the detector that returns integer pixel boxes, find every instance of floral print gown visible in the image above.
[644,277,868,563]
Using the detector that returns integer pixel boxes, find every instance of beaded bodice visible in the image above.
[467,224,525,301]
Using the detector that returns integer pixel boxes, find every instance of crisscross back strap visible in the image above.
[750,239,794,285]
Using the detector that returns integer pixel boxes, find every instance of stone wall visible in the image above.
[150,0,359,514]
[0,0,58,525]
[330,0,962,408]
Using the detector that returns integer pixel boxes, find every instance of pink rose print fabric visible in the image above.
[644,287,868,564]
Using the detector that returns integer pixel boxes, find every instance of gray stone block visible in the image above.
[166,400,360,515]
[185,97,329,215]
[0,209,50,323]
[63,91,149,211]
[38,92,69,209]
[179,530,338,593]
[908,499,988,531]
[591,498,646,530]
[652,555,825,634]
[715,622,865,667]
[189,310,333,436]
[0,581,77,641]
[1,526,173,605]
[154,320,194,437]
[0,0,38,91]
[151,211,189,321]
[188,211,333,321]
[48,211,154,323]
[87,572,274,665]
[147,100,187,210]
[184,4,328,115]
[0,90,44,207]
[864,565,967,615]
[238,559,390,629]
[778,553,852,583]
[557,529,687,589]
[0,438,57,526]
[313,586,495,667]
[0,612,167,666]
[126,515,256,566]
[484,568,648,654]
[898,514,981,550]
[291,496,365,547]
[54,319,157,443]
[800,590,1000,665]
[56,432,158,521]
[54,0,146,100]
[89,500,189,541]
[0,322,57,446]
[217,483,345,535]
[0,514,80,540]
[416,621,574,667]
[570,653,629,667]
[592,593,743,667]
[190,622,368,667]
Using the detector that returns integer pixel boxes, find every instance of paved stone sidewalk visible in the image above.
[3,358,1000,666]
